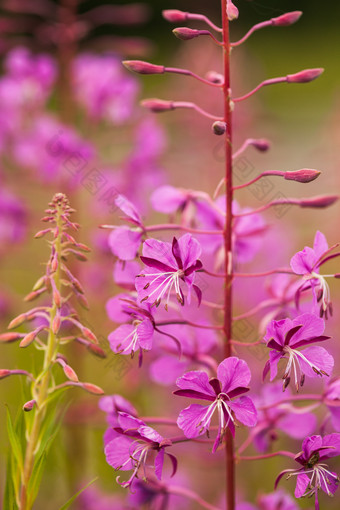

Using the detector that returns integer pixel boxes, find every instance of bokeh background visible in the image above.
[0,0,339,508]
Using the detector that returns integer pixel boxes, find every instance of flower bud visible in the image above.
[172,27,201,40]
[77,293,90,310]
[20,328,43,348]
[284,168,321,183]
[64,364,79,382]
[75,242,91,252]
[24,288,46,302]
[0,369,11,380]
[226,1,239,20]
[82,327,98,344]
[162,9,188,22]
[33,276,46,292]
[8,313,27,329]
[287,68,324,83]
[299,195,338,208]
[23,400,36,412]
[122,60,165,75]
[0,332,24,343]
[82,383,105,395]
[141,99,175,113]
[272,11,302,26]
[251,138,271,151]
[34,229,51,239]
[205,71,224,84]
[212,121,227,136]
[87,343,107,359]
[52,312,61,334]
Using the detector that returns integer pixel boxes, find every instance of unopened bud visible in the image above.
[251,138,271,151]
[53,289,61,308]
[33,276,46,292]
[0,332,24,343]
[51,254,58,272]
[23,399,36,412]
[0,369,11,379]
[287,68,324,83]
[52,313,61,334]
[173,27,201,40]
[162,9,188,22]
[226,0,239,20]
[87,344,107,359]
[20,328,42,348]
[300,195,338,208]
[34,229,51,239]
[82,327,98,344]
[284,168,321,183]
[272,11,302,26]
[64,364,79,382]
[75,243,91,252]
[212,121,227,136]
[205,71,224,84]
[24,288,46,302]
[77,293,90,310]
[82,383,105,395]
[8,313,27,329]
[141,98,175,113]
[122,60,165,75]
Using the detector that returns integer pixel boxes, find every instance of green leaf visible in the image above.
[3,451,18,510]
[27,452,47,508]
[6,407,23,472]
[59,478,98,510]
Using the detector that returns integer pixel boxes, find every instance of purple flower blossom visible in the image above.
[135,235,203,309]
[106,294,155,363]
[104,413,176,488]
[174,357,257,452]
[99,394,137,445]
[324,378,340,432]
[0,187,26,245]
[275,434,340,508]
[108,195,144,261]
[252,382,317,452]
[263,313,333,391]
[237,490,298,510]
[290,231,339,317]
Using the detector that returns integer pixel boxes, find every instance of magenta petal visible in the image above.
[176,370,216,399]
[330,408,340,432]
[298,346,334,378]
[228,396,257,427]
[109,227,142,260]
[137,319,154,351]
[294,473,310,498]
[138,425,163,444]
[268,351,283,381]
[290,247,317,275]
[106,294,131,323]
[154,448,165,480]
[177,404,213,438]
[115,194,142,224]
[113,261,141,288]
[108,324,136,354]
[289,313,325,347]
[150,356,188,386]
[118,412,145,432]
[278,412,317,439]
[301,435,323,460]
[177,234,202,270]
[104,436,134,471]
[217,357,251,394]
[320,433,340,459]
[151,185,186,213]
[313,230,328,259]
[142,238,177,269]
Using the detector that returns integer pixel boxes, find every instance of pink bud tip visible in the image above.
[162,9,188,22]
[251,139,271,151]
[82,327,98,344]
[334,273,340,279]
[0,332,24,343]
[226,1,239,20]
[87,344,107,359]
[300,195,338,208]
[23,400,36,412]
[64,364,79,382]
[287,68,324,83]
[141,99,175,113]
[0,369,11,379]
[212,121,227,135]
[122,60,165,75]
[172,27,201,40]
[284,168,321,183]
[205,71,224,84]
[272,11,303,26]
[82,383,105,395]
[8,314,26,329]
[20,330,38,348]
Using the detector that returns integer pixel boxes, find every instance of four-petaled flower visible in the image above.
[135,234,203,309]
[263,313,333,391]
[275,434,340,509]
[290,231,339,318]
[174,357,257,452]
[104,412,177,489]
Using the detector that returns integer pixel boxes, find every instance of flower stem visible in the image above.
[19,205,63,510]
[222,2,235,509]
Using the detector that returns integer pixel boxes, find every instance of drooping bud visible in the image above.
[272,11,302,26]
[23,399,36,412]
[20,327,44,348]
[0,332,24,343]
[8,313,27,329]
[141,98,175,113]
[52,311,61,334]
[212,121,227,136]
[82,382,105,395]
[0,369,11,380]
[287,68,324,83]
[172,27,201,40]
[63,364,79,382]
[205,71,224,84]
[284,168,321,183]
[162,9,188,22]
[226,0,239,20]
[32,276,46,292]
[34,229,52,239]
[251,138,271,152]
[81,327,98,344]
[87,343,107,359]
[122,60,165,75]
[24,288,47,302]
[299,195,338,208]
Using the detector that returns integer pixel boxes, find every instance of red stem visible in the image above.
[222,2,235,509]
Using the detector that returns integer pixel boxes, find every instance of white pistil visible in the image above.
[283,346,328,391]
[141,270,184,308]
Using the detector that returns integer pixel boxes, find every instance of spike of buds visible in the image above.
[284,168,321,183]
[141,99,175,113]
[212,121,227,136]
[162,9,188,22]
[122,60,165,75]
[272,11,302,27]
[0,332,24,343]
[287,68,324,83]
[172,27,202,40]
[299,195,339,208]
[226,0,239,20]
[23,399,36,412]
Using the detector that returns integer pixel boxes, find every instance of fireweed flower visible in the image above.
[174,357,257,452]
[237,489,299,510]
[275,434,340,508]
[106,294,155,363]
[135,234,203,309]
[323,378,340,432]
[108,195,144,261]
[263,313,333,391]
[252,382,317,453]
[290,231,339,318]
[0,187,27,245]
[104,412,176,489]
